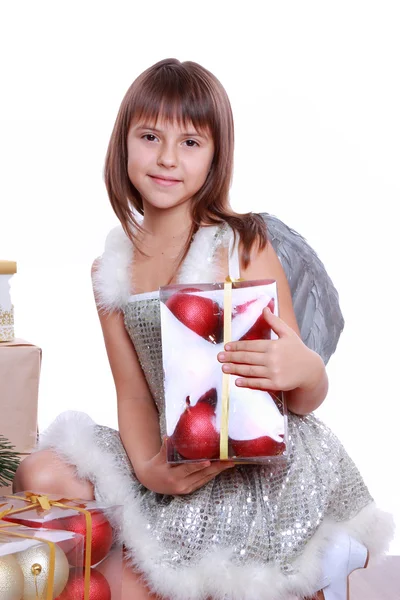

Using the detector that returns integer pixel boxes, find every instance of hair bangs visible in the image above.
[128,65,215,136]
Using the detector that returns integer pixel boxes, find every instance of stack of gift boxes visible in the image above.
[0,261,41,496]
[0,262,123,598]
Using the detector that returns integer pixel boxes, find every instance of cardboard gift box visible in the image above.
[0,519,85,600]
[1,492,124,599]
[160,279,289,464]
[0,339,41,454]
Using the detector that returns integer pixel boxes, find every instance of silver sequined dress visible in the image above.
[39,215,393,600]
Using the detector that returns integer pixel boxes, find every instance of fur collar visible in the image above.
[92,224,232,312]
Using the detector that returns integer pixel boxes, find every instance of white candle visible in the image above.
[0,260,17,342]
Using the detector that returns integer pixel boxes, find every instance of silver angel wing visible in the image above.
[262,213,344,364]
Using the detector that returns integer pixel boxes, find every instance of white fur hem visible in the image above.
[38,411,394,600]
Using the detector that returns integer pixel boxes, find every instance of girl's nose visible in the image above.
[157,142,178,168]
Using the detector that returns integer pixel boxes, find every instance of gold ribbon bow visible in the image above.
[3,492,93,600]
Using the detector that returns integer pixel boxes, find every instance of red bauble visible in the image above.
[230,435,285,458]
[237,298,275,341]
[55,567,111,600]
[166,290,222,342]
[46,510,113,566]
[172,392,220,460]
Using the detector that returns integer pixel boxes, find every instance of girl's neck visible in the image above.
[141,203,193,249]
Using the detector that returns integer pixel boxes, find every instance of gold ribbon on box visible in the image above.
[3,492,92,600]
[219,277,243,460]
[0,503,14,520]
[0,519,56,600]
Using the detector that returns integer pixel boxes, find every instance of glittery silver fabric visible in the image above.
[123,297,166,435]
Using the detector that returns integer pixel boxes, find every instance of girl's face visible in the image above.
[127,117,214,213]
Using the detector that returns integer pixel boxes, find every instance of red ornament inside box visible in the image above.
[160,280,289,464]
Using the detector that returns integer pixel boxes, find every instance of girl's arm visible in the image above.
[95,305,162,466]
[92,260,234,493]
[218,242,328,415]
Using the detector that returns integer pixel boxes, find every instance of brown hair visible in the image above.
[104,58,267,268]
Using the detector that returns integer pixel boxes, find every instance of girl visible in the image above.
[13,58,393,600]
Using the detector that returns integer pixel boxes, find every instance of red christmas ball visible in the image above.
[46,510,114,566]
[166,290,222,342]
[231,434,285,458]
[238,298,275,341]
[55,567,111,600]
[172,392,220,460]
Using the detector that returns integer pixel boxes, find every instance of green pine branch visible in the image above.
[0,434,21,487]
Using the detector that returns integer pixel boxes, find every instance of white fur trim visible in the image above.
[92,224,233,312]
[39,412,394,600]
[177,225,230,284]
[92,226,134,312]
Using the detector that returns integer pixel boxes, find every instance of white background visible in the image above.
[1,1,399,552]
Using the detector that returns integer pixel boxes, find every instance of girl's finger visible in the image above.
[235,377,278,390]
[176,461,211,476]
[188,474,219,493]
[188,461,234,482]
[222,363,267,378]
[218,350,269,365]
[223,340,277,353]
[188,464,234,492]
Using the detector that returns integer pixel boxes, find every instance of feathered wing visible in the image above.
[262,213,344,364]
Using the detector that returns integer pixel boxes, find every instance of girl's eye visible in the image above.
[184,139,199,147]
[143,134,158,142]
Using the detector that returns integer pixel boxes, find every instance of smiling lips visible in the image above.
[149,174,182,187]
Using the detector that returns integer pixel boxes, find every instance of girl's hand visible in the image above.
[217,307,321,392]
[136,438,235,495]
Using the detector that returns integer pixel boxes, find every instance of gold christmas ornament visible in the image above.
[0,554,24,600]
[15,543,69,600]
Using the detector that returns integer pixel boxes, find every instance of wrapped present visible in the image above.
[1,492,123,599]
[0,518,84,600]
[160,279,289,463]
[0,339,41,493]
[0,260,17,342]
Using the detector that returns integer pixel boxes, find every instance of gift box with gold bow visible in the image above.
[1,492,123,599]
[0,518,84,600]
[160,279,289,464]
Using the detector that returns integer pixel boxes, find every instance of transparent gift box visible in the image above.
[0,519,84,600]
[1,491,123,599]
[160,279,289,464]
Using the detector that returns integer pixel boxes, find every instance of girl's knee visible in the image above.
[13,450,54,492]
[12,450,94,499]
